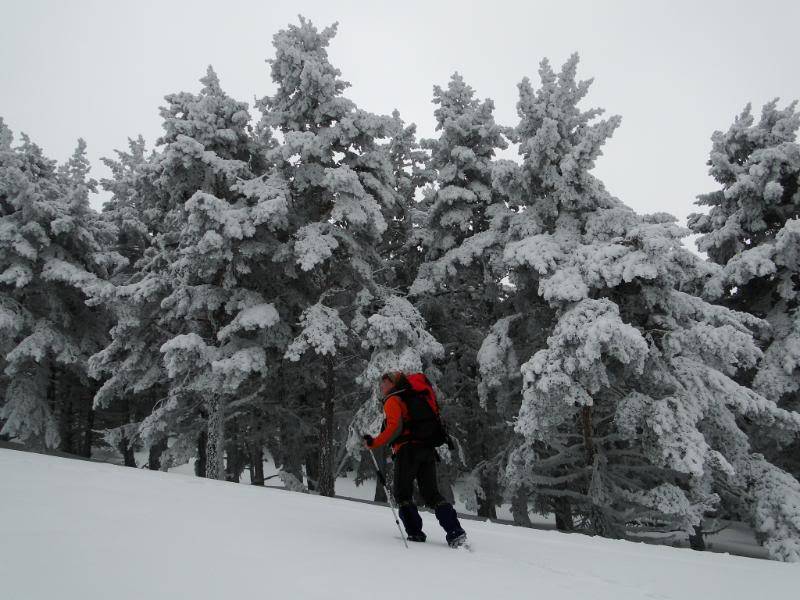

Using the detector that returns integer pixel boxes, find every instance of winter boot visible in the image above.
[434,502,466,546]
[407,533,427,543]
[398,503,425,538]
[447,531,468,548]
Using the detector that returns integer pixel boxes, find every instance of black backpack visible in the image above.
[396,388,450,448]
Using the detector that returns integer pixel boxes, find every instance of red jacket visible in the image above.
[367,394,410,454]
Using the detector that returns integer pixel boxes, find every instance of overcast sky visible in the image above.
[2,0,799,226]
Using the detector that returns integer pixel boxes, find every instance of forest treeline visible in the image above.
[1,17,799,561]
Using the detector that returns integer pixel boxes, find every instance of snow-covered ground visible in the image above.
[151,451,769,559]
[1,448,797,599]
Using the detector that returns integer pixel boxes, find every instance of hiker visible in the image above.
[363,371,467,547]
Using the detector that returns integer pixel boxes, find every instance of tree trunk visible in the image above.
[57,378,75,455]
[205,395,224,480]
[554,497,574,531]
[689,524,706,551]
[119,433,137,467]
[225,446,241,482]
[280,428,305,483]
[148,437,167,470]
[374,477,388,502]
[581,405,609,535]
[477,470,498,519]
[251,444,264,486]
[45,367,58,451]
[511,489,532,527]
[224,421,245,483]
[195,429,208,478]
[318,362,335,497]
[80,398,93,459]
[116,397,136,466]
[304,440,319,492]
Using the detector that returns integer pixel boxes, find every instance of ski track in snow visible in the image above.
[0,448,797,600]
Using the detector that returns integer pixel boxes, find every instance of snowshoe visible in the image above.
[447,532,467,548]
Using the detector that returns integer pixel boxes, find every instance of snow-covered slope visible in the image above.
[1,448,797,600]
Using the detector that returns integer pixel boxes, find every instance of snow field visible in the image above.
[1,448,797,600]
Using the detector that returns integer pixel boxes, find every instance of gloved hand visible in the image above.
[363,434,374,448]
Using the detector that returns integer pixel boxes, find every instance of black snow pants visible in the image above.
[393,443,464,541]
[393,442,445,507]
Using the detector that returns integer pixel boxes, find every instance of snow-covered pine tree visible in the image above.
[413,73,509,264]
[91,68,288,479]
[477,309,554,526]
[380,109,430,294]
[409,73,512,517]
[100,136,157,271]
[88,120,206,471]
[88,121,188,471]
[487,55,800,560]
[258,18,437,496]
[688,101,800,480]
[155,68,290,480]
[86,136,162,467]
[0,120,124,452]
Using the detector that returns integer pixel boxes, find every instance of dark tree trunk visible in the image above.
[316,362,336,496]
[225,421,246,483]
[280,427,305,483]
[590,507,611,537]
[227,446,247,483]
[115,397,137,467]
[554,497,574,531]
[477,470,498,519]
[580,405,608,535]
[511,489,532,527]
[372,446,390,502]
[195,429,208,478]
[205,395,225,480]
[304,441,319,492]
[57,378,75,455]
[45,368,58,451]
[225,449,241,482]
[148,437,167,470]
[318,361,336,497]
[374,478,387,502]
[80,398,93,459]
[58,402,74,454]
[689,524,706,551]
[251,444,265,486]
[119,434,137,467]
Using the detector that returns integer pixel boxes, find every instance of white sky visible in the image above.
[2,0,799,226]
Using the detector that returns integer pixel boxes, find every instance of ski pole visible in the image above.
[369,449,408,549]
